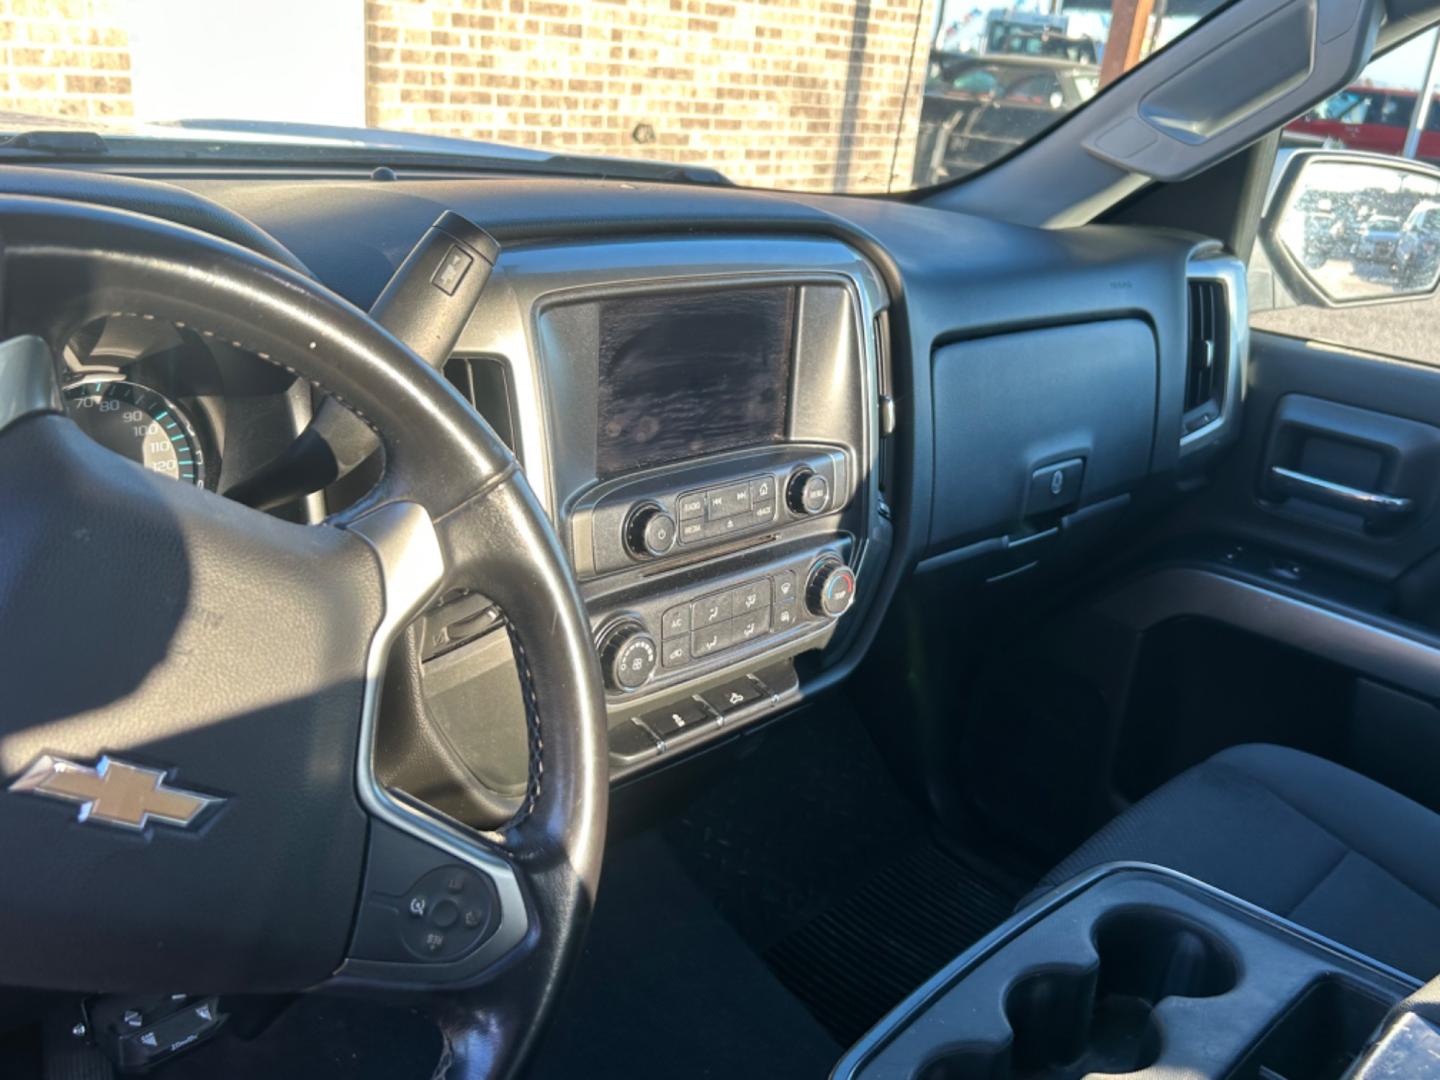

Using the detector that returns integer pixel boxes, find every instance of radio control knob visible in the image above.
[806,559,857,618]
[597,621,658,692]
[625,504,677,559]
[787,468,831,516]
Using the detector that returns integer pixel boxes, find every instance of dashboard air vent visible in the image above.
[1185,279,1227,414]
[444,355,520,455]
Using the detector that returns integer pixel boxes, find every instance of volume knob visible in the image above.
[625,504,677,559]
[806,558,857,618]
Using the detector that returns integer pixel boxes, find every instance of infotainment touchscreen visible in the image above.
[595,286,795,479]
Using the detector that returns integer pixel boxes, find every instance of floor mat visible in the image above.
[522,831,841,1080]
[664,702,1028,1046]
[664,704,931,951]
[151,996,441,1080]
[764,840,1020,1045]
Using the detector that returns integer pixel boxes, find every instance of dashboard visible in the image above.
[20,165,1246,807]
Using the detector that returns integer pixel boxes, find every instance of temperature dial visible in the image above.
[806,559,857,618]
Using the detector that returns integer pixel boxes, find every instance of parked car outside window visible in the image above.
[1257,30,1440,365]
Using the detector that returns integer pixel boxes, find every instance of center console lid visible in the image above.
[833,864,1419,1080]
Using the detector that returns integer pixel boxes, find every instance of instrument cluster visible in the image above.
[59,315,307,507]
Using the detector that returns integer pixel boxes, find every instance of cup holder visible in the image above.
[919,908,1238,1080]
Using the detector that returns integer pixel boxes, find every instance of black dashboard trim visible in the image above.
[10,165,1223,780]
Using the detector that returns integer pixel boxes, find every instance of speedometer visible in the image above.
[64,379,209,488]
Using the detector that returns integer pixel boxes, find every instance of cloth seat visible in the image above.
[1036,743,1440,979]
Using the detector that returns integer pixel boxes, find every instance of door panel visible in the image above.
[1052,329,1440,819]
[1258,395,1439,537]
[1171,330,1440,589]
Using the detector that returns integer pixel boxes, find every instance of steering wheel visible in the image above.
[0,196,608,1078]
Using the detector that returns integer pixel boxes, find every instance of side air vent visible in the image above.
[1184,278,1227,415]
[444,354,520,455]
[874,309,895,495]
[1178,252,1245,458]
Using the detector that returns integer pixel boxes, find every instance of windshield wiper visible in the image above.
[0,130,108,154]
[0,127,733,186]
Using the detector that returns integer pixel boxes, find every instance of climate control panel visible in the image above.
[589,549,856,697]
[661,569,797,670]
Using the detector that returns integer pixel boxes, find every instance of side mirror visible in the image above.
[1262,149,1440,306]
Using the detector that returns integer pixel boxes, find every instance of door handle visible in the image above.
[1269,466,1415,531]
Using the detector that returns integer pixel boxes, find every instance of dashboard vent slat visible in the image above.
[1184,279,1227,414]
[444,355,520,455]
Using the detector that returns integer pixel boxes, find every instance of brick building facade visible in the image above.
[365,0,935,192]
[0,0,132,122]
[0,0,933,193]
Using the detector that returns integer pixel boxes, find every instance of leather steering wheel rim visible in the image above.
[0,195,607,1079]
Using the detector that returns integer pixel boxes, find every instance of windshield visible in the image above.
[0,0,1236,193]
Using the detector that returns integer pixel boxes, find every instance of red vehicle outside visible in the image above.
[1287,85,1440,162]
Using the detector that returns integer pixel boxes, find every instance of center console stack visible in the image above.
[833,864,1424,1080]
[517,238,890,778]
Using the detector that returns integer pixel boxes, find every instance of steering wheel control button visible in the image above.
[787,468,831,516]
[396,866,499,962]
[701,678,764,717]
[430,899,460,929]
[625,504,677,559]
[349,843,501,967]
[598,621,658,692]
[807,560,857,618]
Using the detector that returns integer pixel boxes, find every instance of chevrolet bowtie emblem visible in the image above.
[8,755,222,830]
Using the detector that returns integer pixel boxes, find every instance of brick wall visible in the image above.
[365,0,936,193]
[0,0,936,194]
[0,0,132,122]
